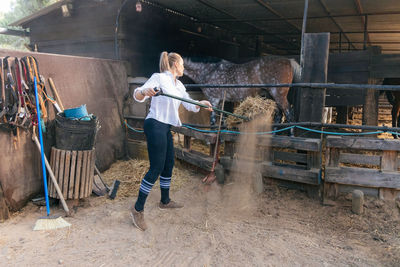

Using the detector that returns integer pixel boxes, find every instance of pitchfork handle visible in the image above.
[154,88,249,121]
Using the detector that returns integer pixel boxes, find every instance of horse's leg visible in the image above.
[269,87,294,135]
[268,87,293,122]
[386,91,395,106]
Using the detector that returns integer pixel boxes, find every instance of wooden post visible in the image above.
[223,141,235,158]
[324,143,340,199]
[362,78,379,128]
[362,46,381,128]
[296,33,330,137]
[379,150,400,200]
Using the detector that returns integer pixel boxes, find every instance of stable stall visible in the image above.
[2,0,400,221]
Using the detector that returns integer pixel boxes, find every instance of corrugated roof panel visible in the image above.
[149,0,232,20]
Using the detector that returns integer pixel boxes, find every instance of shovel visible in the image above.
[202,90,226,184]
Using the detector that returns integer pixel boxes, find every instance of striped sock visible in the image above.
[134,178,154,211]
[160,176,171,204]
[140,178,154,195]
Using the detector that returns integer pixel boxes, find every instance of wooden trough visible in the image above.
[49,147,95,200]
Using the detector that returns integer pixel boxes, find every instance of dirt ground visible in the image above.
[1,165,400,266]
[1,100,400,266]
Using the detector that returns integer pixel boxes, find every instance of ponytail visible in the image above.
[159,51,183,73]
[159,51,170,72]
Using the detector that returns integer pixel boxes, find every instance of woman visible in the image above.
[131,51,212,231]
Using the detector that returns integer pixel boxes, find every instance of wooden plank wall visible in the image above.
[326,50,370,106]
[370,54,400,79]
[29,1,118,59]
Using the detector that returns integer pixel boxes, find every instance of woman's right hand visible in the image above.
[140,87,158,97]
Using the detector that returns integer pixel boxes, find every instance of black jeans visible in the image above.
[142,118,174,186]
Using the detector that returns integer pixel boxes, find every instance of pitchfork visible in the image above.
[202,90,227,184]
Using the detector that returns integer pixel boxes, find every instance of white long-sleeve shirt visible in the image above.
[133,71,199,126]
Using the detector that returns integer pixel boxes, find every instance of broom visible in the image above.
[33,77,71,231]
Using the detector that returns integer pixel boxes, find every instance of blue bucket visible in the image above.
[64,105,90,120]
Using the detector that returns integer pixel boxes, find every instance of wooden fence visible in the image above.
[325,136,400,200]
[171,127,400,200]
[219,134,322,186]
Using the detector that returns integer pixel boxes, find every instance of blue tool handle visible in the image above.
[34,77,50,217]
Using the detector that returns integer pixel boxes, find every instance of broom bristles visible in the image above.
[33,216,71,231]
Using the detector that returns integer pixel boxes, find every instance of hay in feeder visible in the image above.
[101,159,191,198]
[226,96,277,127]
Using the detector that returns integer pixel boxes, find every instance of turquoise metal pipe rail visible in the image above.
[124,120,397,136]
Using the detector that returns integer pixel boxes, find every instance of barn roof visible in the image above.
[10,0,72,27]
[10,0,400,54]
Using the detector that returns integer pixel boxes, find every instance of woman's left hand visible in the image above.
[199,100,213,111]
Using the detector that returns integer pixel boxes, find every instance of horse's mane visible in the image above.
[184,56,225,64]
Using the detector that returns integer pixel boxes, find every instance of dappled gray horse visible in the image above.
[183,56,301,125]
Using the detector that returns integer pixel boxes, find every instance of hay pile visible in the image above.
[101,159,191,198]
[226,96,277,127]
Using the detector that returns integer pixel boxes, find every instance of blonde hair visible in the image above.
[159,51,182,72]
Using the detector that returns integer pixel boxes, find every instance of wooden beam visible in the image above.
[219,158,319,185]
[325,167,400,189]
[220,134,321,151]
[339,152,381,166]
[273,151,308,164]
[327,136,400,151]
[171,126,216,144]
[175,147,213,171]
[262,164,320,185]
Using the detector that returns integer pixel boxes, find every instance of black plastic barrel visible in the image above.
[55,113,99,150]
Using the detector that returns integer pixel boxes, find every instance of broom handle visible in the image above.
[48,78,65,111]
[34,77,51,217]
[158,92,249,121]
[33,135,70,215]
